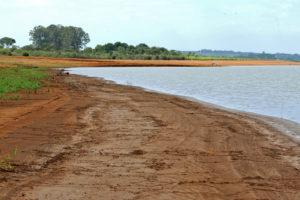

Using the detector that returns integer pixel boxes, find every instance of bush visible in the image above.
[0,48,12,56]
[144,55,152,60]
[22,52,29,57]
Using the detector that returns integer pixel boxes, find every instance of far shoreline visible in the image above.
[1,55,300,68]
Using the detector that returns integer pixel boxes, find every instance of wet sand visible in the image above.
[0,71,299,200]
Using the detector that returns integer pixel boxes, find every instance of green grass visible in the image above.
[0,68,49,100]
[0,146,18,171]
[9,94,21,100]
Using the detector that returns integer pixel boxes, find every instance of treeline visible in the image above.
[2,24,299,61]
[190,49,300,62]
[0,24,240,60]
[0,24,190,60]
[85,42,188,60]
[0,41,189,60]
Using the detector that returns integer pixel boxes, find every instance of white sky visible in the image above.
[1,0,300,53]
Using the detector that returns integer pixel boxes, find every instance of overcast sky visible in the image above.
[1,0,299,53]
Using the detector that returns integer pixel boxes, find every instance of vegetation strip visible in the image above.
[0,68,49,100]
[0,24,243,60]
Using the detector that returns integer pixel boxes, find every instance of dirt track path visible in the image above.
[0,74,299,200]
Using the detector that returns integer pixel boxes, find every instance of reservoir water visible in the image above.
[69,66,300,126]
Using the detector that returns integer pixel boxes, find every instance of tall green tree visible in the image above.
[29,24,90,50]
[0,37,16,48]
[102,43,115,52]
[29,25,48,49]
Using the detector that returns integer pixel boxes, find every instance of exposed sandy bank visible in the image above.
[1,55,300,68]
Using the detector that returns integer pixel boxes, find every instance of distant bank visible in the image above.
[185,49,300,62]
[1,56,300,68]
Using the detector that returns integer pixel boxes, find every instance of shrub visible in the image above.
[144,55,152,60]
[22,52,29,57]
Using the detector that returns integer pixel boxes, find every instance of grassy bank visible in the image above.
[0,68,49,100]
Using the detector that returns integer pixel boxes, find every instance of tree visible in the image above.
[135,43,149,54]
[47,24,63,50]
[114,42,128,49]
[29,24,90,50]
[0,37,16,48]
[150,47,165,55]
[83,47,93,54]
[136,43,149,49]
[61,26,90,50]
[102,43,115,52]
[94,45,104,53]
[29,25,51,49]
[21,45,36,51]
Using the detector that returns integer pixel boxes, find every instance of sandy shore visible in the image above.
[1,55,300,68]
[0,71,299,200]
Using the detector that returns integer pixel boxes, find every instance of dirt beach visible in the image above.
[1,55,300,68]
[0,72,299,200]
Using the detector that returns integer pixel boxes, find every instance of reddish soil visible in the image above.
[0,71,299,200]
[1,55,300,68]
